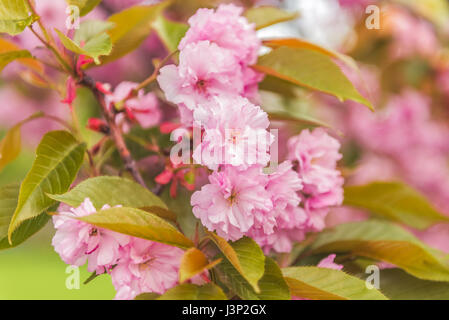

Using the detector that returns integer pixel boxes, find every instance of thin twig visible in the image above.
[79,74,149,189]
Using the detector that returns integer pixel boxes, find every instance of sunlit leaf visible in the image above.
[0,112,44,173]
[253,47,373,110]
[76,206,194,249]
[7,131,86,241]
[208,233,265,292]
[344,182,449,229]
[66,0,102,16]
[0,50,31,72]
[217,256,290,300]
[379,269,449,300]
[309,220,449,282]
[48,176,167,210]
[179,247,221,283]
[245,6,298,30]
[55,28,112,64]
[101,2,169,65]
[0,184,50,250]
[157,283,227,300]
[283,266,387,300]
[0,0,35,35]
[0,38,43,73]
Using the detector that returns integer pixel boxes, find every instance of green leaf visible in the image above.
[74,20,115,44]
[208,233,265,292]
[0,0,34,35]
[244,6,299,30]
[254,46,373,110]
[257,257,291,300]
[66,0,102,17]
[101,2,169,65]
[152,15,187,52]
[7,131,86,242]
[47,176,167,210]
[217,256,290,300]
[379,268,449,300]
[283,267,387,300]
[344,182,449,229]
[0,111,44,173]
[157,283,227,300]
[263,38,359,71]
[76,206,194,249]
[309,220,449,282]
[55,28,112,64]
[0,50,31,72]
[134,292,160,300]
[0,38,43,73]
[179,247,221,283]
[0,184,50,250]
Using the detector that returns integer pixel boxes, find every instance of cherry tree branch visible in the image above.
[79,74,149,189]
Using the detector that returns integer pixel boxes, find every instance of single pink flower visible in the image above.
[192,95,272,170]
[158,41,243,116]
[52,198,130,274]
[179,4,260,65]
[111,238,183,300]
[191,165,273,241]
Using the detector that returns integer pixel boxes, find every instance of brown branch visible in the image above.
[79,74,148,189]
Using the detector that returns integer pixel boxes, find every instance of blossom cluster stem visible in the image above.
[79,74,149,189]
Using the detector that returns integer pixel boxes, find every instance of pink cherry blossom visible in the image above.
[106,81,161,128]
[179,4,260,66]
[317,254,344,270]
[247,161,307,253]
[288,128,344,231]
[191,165,273,241]
[192,95,272,170]
[110,238,183,300]
[52,198,130,274]
[158,41,243,116]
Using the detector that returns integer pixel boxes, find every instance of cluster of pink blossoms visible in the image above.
[52,198,183,299]
[158,4,344,253]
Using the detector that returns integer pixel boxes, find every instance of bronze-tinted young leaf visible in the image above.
[101,2,169,65]
[208,233,265,292]
[0,38,43,73]
[283,266,387,300]
[254,47,373,110]
[179,247,221,283]
[344,182,449,229]
[244,6,298,30]
[0,123,21,173]
[0,111,44,173]
[310,220,449,282]
[0,50,31,72]
[48,176,168,210]
[0,0,35,35]
[157,283,227,300]
[76,206,194,249]
[263,38,358,70]
[7,131,86,241]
